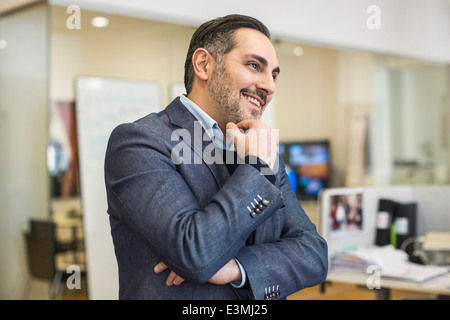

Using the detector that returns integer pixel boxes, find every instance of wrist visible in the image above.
[230,258,248,289]
[229,258,242,283]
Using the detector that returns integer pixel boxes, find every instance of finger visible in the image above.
[225,122,242,148]
[166,271,178,286]
[173,275,185,286]
[154,262,168,273]
[226,122,238,131]
[226,122,250,138]
[234,119,256,129]
[235,119,266,130]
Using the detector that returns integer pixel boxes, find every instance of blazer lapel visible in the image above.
[165,98,229,188]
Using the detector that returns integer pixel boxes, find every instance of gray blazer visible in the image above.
[104,97,328,300]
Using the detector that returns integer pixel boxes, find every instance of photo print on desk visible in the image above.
[329,191,364,237]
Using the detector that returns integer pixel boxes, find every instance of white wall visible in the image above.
[50,0,450,64]
[50,8,193,105]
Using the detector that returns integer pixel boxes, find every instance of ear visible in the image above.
[192,48,213,81]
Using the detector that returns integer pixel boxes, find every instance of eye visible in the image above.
[249,62,260,70]
[272,73,278,82]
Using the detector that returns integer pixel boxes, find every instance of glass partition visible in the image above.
[0,2,50,299]
[373,56,450,186]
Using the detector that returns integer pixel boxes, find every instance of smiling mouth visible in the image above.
[241,91,266,108]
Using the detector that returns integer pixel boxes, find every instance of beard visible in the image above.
[207,59,263,124]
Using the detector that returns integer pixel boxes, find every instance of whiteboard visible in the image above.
[75,76,162,299]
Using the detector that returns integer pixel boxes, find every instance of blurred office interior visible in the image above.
[1,0,449,300]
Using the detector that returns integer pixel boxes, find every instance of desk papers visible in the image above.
[330,245,449,283]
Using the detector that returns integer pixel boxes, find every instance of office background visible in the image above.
[1,0,449,300]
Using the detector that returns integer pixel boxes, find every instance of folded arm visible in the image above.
[105,121,283,283]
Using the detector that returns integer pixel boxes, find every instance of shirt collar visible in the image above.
[179,95,233,150]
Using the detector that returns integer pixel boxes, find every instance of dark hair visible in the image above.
[183,14,271,95]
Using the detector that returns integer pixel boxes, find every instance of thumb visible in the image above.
[226,122,248,159]
[226,122,238,131]
[225,122,239,143]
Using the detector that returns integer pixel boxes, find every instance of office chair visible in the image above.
[24,219,79,299]
[30,219,78,255]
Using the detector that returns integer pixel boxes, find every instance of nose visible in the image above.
[256,71,276,97]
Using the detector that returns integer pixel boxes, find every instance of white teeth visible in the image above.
[246,95,260,107]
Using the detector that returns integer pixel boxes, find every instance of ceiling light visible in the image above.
[293,46,304,57]
[91,17,109,28]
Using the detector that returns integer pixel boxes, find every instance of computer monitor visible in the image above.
[279,140,330,200]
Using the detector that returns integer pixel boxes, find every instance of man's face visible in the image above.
[207,28,280,124]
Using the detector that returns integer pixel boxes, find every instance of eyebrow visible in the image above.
[245,53,281,75]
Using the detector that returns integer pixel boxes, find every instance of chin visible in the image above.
[250,109,263,120]
[243,106,262,120]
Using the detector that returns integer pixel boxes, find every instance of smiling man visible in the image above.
[104,14,328,300]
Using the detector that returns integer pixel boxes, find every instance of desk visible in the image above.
[325,270,450,299]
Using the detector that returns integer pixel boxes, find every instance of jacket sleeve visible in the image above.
[235,161,329,300]
[104,121,285,283]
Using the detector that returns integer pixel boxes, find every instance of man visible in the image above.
[104,14,328,300]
